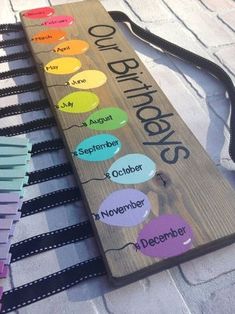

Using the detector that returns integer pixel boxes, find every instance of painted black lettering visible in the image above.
[143,130,182,146]
[160,146,190,164]
[107,58,139,75]
[88,24,116,37]
[144,119,172,137]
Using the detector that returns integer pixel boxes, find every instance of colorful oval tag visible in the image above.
[74,134,121,162]
[136,214,193,258]
[97,189,151,227]
[53,40,89,56]
[85,107,128,131]
[44,57,81,75]
[67,70,107,89]
[106,153,156,184]
[42,15,74,27]
[57,91,99,113]
[23,7,54,19]
[31,29,66,44]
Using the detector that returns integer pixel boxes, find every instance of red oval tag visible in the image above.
[23,7,55,19]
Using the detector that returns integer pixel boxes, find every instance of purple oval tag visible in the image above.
[136,214,193,258]
[98,189,151,227]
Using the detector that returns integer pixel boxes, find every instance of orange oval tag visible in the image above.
[31,29,66,44]
[53,39,89,55]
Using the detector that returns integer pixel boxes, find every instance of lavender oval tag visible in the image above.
[97,189,151,227]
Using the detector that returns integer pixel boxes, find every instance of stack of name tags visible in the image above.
[0,136,31,309]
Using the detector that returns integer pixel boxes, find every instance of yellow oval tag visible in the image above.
[67,70,107,89]
[44,57,81,75]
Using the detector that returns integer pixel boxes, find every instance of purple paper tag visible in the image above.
[0,203,20,215]
[0,192,20,203]
[0,261,3,273]
[0,219,13,230]
[0,230,9,244]
[0,266,8,278]
[0,243,10,259]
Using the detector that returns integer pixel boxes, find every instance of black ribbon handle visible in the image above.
[109,11,235,162]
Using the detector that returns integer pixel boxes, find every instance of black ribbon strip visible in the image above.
[0,51,31,63]
[0,117,56,137]
[0,23,22,33]
[0,37,27,48]
[31,139,64,156]
[110,11,235,162]
[0,66,37,80]
[27,163,73,186]
[10,220,93,263]
[0,99,49,118]
[0,82,42,98]
[0,257,106,313]
[21,187,81,217]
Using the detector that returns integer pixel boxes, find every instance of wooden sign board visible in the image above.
[20,0,235,286]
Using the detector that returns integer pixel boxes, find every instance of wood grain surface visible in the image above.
[20,0,235,285]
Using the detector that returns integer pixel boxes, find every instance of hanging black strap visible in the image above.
[0,66,36,80]
[0,117,56,137]
[0,51,31,64]
[0,257,106,313]
[0,23,22,33]
[0,37,27,48]
[31,139,64,156]
[27,163,73,186]
[10,221,93,263]
[0,99,49,118]
[21,187,81,217]
[109,11,235,162]
[0,82,42,98]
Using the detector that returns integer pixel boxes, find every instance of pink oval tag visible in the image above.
[23,7,54,19]
[136,214,193,258]
[42,15,74,27]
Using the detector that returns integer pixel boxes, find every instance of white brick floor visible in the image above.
[0,0,235,313]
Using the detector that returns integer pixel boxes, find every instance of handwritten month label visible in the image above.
[44,57,81,75]
[57,91,99,113]
[136,214,193,258]
[106,153,156,184]
[53,40,89,56]
[42,15,74,27]
[67,70,107,89]
[74,134,121,162]
[23,7,54,19]
[97,189,151,227]
[85,107,128,131]
[31,29,66,44]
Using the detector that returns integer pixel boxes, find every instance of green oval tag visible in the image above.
[85,107,128,130]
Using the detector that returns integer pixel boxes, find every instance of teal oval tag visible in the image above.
[106,153,156,184]
[74,134,121,162]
